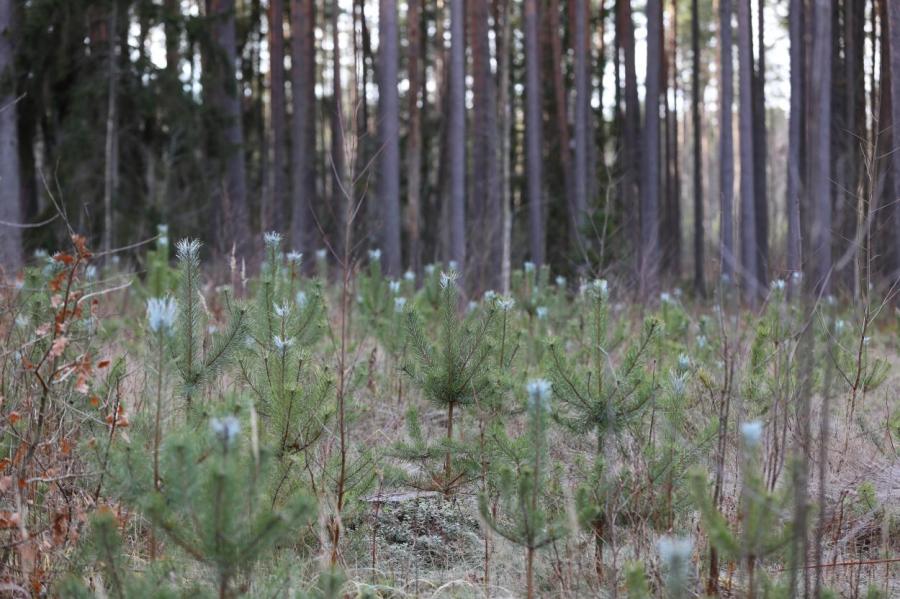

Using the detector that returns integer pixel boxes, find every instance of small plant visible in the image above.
[172,239,248,413]
[479,379,567,599]
[396,269,496,496]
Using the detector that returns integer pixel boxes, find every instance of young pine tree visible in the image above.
[478,379,567,599]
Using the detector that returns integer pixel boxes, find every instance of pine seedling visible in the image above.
[478,379,567,599]
[548,279,660,576]
[690,421,792,598]
[173,238,248,413]
[240,232,331,502]
[55,510,187,598]
[395,269,496,496]
[106,410,317,597]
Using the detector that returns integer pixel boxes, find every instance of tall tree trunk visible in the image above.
[524,0,545,267]
[377,0,401,276]
[448,0,466,270]
[888,0,900,277]
[691,0,705,296]
[0,0,21,274]
[786,0,804,293]
[641,0,662,299]
[737,0,758,302]
[617,0,641,281]
[164,0,180,77]
[719,0,736,283]
[208,0,252,259]
[810,0,833,294]
[331,0,347,265]
[663,0,681,278]
[573,0,590,264]
[751,0,768,287]
[268,0,288,232]
[548,0,574,256]
[290,0,317,256]
[498,0,513,292]
[406,0,422,278]
[469,0,502,291]
[102,2,119,256]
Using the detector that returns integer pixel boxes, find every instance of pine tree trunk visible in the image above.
[102,2,118,257]
[448,0,466,270]
[498,0,513,293]
[331,0,348,266]
[549,0,574,256]
[691,0,705,296]
[406,0,422,278]
[719,0,736,283]
[618,0,641,281]
[810,0,833,294]
[573,0,590,264]
[0,0,22,274]
[641,0,662,299]
[469,0,502,291]
[786,0,804,293]
[208,0,252,259]
[524,0,545,267]
[377,0,401,276]
[888,0,900,278]
[268,0,288,231]
[751,0,768,287]
[737,0,758,302]
[290,0,317,256]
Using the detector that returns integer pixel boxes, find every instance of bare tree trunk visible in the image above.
[469,0,501,291]
[377,0,401,276]
[290,0,317,255]
[810,0,833,294]
[752,0,768,287]
[573,0,590,264]
[0,0,22,274]
[331,0,347,266]
[549,0,574,255]
[618,0,641,281]
[719,0,736,283]
[498,0,513,292]
[737,0,758,302]
[641,0,662,299]
[524,0,545,267]
[406,0,422,278]
[448,0,466,270]
[268,0,288,232]
[103,2,119,257]
[208,0,252,259]
[887,0,900,277]
[691,0,705,296]
[786,0,804,294]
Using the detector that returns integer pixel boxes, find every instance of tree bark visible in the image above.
[290,0,317,256]
[406,0,422,278]
[268,0,288,232]
[102,2,119,257]
[691,0,705,296]
[497,0,513,292]
[617,0,641,281]
[573,0,590,264]
[786,0,804,294]
[377,0,401,276]
[810,0,833,294]
[641,0,662,299]
[751,0,768,287]
[524,0,545,267]
[888,0,900,278]
[737,0,758,302]
[208,0,252,259]
[469,0,501,291]
[448,0,466,270]
[719,0,736,284]
[0,0,22,274]
[331,0,347,266]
